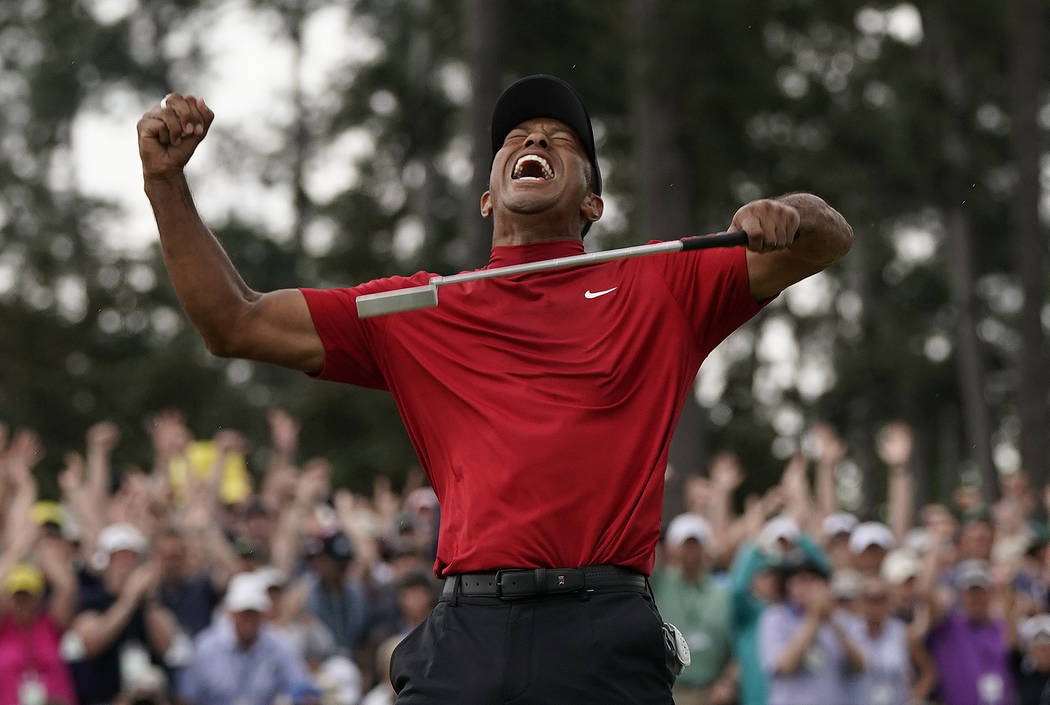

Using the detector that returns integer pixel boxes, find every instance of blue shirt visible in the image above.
[759,604,853,705]
[178,616,309,705]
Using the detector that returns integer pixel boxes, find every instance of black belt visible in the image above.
[442,565,647,600]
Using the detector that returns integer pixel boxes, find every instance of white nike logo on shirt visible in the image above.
[584,287,618,299]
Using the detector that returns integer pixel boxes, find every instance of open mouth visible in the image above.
[512,154,554,181]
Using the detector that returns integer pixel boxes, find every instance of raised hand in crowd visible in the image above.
[85,421,120,503]
[809,421,846,520]
[879,420,916,542]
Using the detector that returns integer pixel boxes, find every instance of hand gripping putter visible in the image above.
[355,230,750,319]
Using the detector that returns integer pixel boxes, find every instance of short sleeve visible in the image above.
[645,242,769,356]
[299,271,433,388]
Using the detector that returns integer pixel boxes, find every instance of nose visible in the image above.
[524,132,549,149]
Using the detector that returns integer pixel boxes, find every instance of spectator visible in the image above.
[849,522,895,576]
[845,576,930,705]
[880,549,923,623]
[759,556,865,705]
[0,551,79,705]
[178,572,310,705]
[928,559,1015,705]
[651,512,735,705]
[823,513,859,571]
[154,528,222,638]
[359,635,402,705]
[731,511,830,705]
[67,523,180,705]
[304,531,368,656]
[1013,613,1050,705]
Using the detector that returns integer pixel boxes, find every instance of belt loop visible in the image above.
[451,575,460,607]
[534,568,547,595]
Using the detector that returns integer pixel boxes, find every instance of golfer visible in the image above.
[137,74,852,704]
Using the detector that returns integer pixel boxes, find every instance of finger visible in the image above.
[139,115,173,146]
[168,93,203,137]
[161,92,188,133]
[158,107,184,146]
[193,96,216,136]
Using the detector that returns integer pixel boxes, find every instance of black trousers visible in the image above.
[390,586,675,705]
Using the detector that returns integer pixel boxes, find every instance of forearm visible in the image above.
[887,466,914,540]
[830,620,865,671]
[775,193,853,266]
[144,174,258,355]
[815,460,836,518]
[773,615,822,674]
[144,601,176,655]
[47,575,78,630]
[76,595,142,656]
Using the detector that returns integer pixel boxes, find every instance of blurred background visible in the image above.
[0,0,1046,519]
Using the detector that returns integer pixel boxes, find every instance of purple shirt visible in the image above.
[928,609,1015,705]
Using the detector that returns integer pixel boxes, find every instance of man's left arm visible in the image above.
[733,193,853,301]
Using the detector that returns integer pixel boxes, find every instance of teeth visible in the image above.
[512,154,554,180]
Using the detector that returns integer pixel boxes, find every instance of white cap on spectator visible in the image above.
[99,523,148,555]
[225,572,272,613]
[954,559,991,590]
[1020,614,1050,646]
[254,566,287,591]
[760,515,801,557]
[904,527,932,556]
[849,522,895,554]
[822,512,858,539]
[93,523,149,569]
[881,549,920,585]
[666,513,712,548]
[830,569,864,600]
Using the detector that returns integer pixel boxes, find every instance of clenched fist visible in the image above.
[729,198,801,253]
[137,93,214,180]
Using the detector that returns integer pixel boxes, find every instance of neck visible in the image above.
[490,212,583,247]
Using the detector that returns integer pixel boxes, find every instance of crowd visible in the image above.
[1,411,1048,705]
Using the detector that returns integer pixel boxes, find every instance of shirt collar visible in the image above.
[488,239,585,268]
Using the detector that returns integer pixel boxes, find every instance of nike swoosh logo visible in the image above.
[584,287,618,299]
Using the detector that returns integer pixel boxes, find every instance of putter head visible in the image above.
[356,284,439,318]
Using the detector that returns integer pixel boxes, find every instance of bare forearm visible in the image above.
[774,615,822,674]
[776,193,853,266]
[144,174,258,355]
[888,467,914,540]
[76,595,141,656]
[144,601,176,655]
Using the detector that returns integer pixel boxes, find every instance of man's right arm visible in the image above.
[138,93,323,374]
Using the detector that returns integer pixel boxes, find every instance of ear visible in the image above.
[480,191,492,218]
[581,192,604,223]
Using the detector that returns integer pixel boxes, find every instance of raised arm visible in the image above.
[732,193,853,301]
[137,93,323,373]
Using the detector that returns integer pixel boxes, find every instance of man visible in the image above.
[138,73,852,704]
[178,571,310,705]
[759,556,865,705]
[68,523,180,705]
[927,559,1015,705]
[651,513,735,705]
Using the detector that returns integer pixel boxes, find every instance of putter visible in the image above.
[356,230,750,318]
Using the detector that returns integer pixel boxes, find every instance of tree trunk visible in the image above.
[464,0,503,266]
[1008,0,1048,487]
[944,207,997,501]
[630,0,703,519]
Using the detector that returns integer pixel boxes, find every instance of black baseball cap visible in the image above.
[490,74,602,198]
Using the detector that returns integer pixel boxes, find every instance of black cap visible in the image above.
[490,74,603,200]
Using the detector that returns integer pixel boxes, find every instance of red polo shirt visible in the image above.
[300,239,764,576]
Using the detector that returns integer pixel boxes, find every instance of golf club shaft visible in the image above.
[431,230,749,288]
[355,230,749,318]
